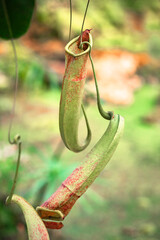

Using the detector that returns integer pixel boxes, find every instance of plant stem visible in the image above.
[69,0,72,41]
[6,135,22,205]
[80,0,90,48]
[2,0,19,144]
[2,0,22,204]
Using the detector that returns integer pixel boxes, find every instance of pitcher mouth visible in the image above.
[65,33,93,57]
[36,206,64,222]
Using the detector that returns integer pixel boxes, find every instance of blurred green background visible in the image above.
[0,0,160,239]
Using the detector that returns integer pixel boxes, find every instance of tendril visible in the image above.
[79,40,113,120]
[79,0,91,49]
[2,0,22,204]
[2,0,19,144]
[6,136,22,205]
[69,0,72,41]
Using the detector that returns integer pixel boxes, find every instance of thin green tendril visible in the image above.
[2,0,19,144]
[6,136,22,205]
[79,0,90,49]
[69,0,72,41]
[80,41,113,120]
[2,0,22,204]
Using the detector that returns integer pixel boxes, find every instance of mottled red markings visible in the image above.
[64,80,84,112]
[72,70,87,82]
[40,166,87,220]
[71,59,87,82]
[37,223,49,238]
[60,195,79,214]
[63,166,84,186]
[39,153,105,230]
[67,59,86,82]
[60,40,89,111]
[68,192,75,198]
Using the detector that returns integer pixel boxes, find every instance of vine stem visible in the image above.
[80,40,113,120]
[69,0,72,41]
[2,0,22,204]
[79,0,91,48]
[7,37,19,144]
[6,136,22,205]
[2,0,19,144]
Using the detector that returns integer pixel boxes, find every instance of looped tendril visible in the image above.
[79,40,114,120]
[6,136,22,205]
[65,34,93,57]
[79,0,91,49]
[2,0,22,204]
[13,134,21,144]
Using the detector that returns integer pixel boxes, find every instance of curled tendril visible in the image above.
[79,40,114,120]
[2,0,22,205]
[6,136,22,205]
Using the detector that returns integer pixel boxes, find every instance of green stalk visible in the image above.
[6,135,22,205]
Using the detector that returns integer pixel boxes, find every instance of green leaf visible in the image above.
[0,0,35,39]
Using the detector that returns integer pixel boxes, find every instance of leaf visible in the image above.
[0,0,35,39]
[10,195,50,240]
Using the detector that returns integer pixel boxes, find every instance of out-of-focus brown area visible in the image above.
[86,50,151,105]
[19,21,152,105]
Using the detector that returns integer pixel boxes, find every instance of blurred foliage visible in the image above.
[148,34,160,59]
[138,63,160,84]
[0,199,18,239]
[0,46,59,91]
[0,149,24,238]
[23,145,77,204]
[0,156,16,194]
[120,0,160,13]
[18,59,59,90]
[35,0,160,52]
